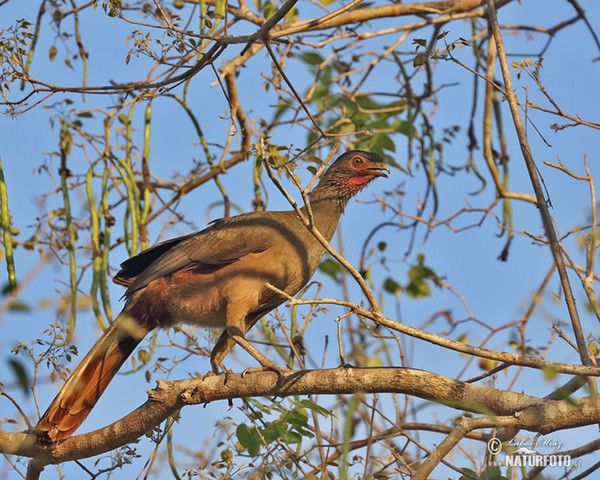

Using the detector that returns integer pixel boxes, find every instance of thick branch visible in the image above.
[5,366,600,464]
[276,0,512,35]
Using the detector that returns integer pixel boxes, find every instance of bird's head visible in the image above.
[310,150,390,205]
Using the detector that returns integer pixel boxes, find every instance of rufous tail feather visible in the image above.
[36,313,149,442]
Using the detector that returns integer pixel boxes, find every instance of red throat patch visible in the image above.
[348,175,374,187]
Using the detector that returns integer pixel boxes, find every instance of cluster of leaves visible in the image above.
[460,466,510,480]
[382,253,441,298]
[272,51,416,164]
[0,19,34,98]
[320,250,440,300]
[236,398,330,458]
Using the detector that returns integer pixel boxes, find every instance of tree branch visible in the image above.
[6,366,600,464]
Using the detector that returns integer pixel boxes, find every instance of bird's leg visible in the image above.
[210,330,235,374]
[224,301,291,378]
[227,326,290,377]
[211,329,288,379]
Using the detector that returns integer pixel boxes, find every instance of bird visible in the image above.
[35,150,389,442]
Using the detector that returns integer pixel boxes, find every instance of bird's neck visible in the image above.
[303,188,349,241]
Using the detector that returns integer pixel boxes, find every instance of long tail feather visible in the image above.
[36,313,149,442]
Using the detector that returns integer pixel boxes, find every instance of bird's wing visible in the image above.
[115,213,273,295]
[113,233,196,287]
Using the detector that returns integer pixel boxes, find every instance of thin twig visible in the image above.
[264,42,326,138]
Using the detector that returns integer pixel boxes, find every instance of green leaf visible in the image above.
[299,52,324,66]
[408,265,435,282]
[355,95,379,110]
[236,424,261,457]
[485,465,505,479]
[48,45,57,61]
[377,133,396,152]
[236,424,251,445]
[247,397,273,414]
[280,429,302,444]
[459,467,480,480]
[8,301,30,311]
[281,408,308,428]
[413,53,426,67]
[297,399,332,417]
[261,424,280,444]
[261,1,277,19]
[273,100,292,121]
[383,277,401,295]
[285,6,299,22]
[248,409,264,421]
[318,258,340,282]
[391,120,418,137]
[8,358,30,394]
[357,133,396,157]
[406,279,430,298]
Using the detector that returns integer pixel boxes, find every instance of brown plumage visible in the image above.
[35,150,389,442]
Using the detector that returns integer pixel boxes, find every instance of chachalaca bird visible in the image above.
[35,150,389,442]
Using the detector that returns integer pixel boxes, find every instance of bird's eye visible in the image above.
[352,156,363,166]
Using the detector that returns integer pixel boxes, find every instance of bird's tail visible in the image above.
[36,312,149,442]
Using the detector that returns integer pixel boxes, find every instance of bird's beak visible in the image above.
[365,162,390,178]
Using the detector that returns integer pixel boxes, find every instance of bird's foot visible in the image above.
[208,360,235,384]
[339,361,356,369]
[241,364,292,380]
[228,329,293,380]
[201,370,217,381]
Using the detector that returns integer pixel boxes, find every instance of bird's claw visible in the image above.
[241,364,292,380]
